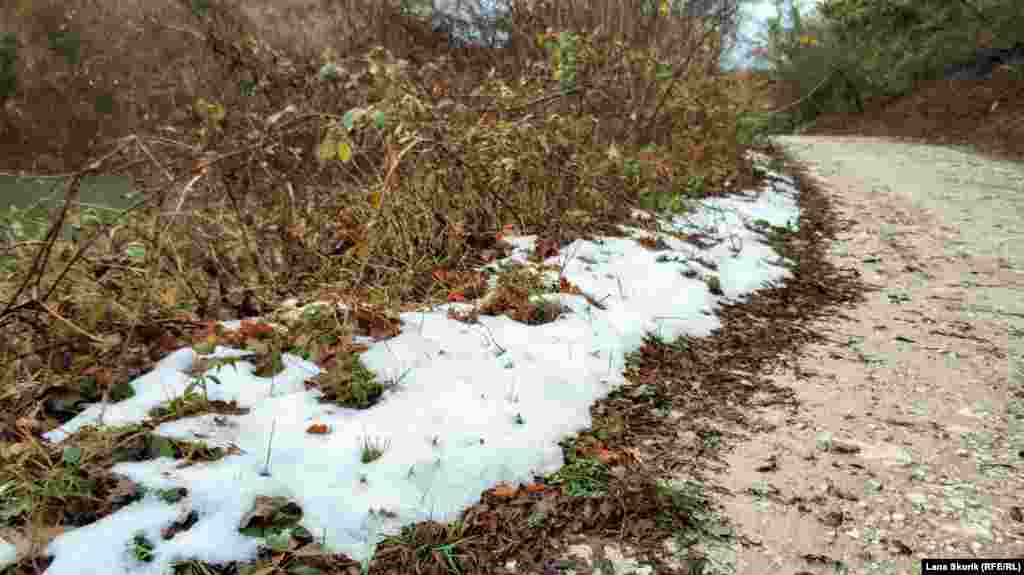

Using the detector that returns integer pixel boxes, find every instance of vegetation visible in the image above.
[748,0,1024,131]
[0,0,789,572]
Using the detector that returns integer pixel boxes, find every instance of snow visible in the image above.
[33,168,800,574]
[0,537,15,570]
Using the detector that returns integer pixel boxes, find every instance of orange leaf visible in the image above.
[524,482,547,493]
[306,423,330,434]
[447,290,466,303]
[431,78,449,98]
[478,112,497,127]
[491,484,518,498]
[559,277,582,295]
[238,321,275,339]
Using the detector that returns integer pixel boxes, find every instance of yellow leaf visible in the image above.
[659,0,669,16]
[368,191,382,209]
[159,286,178,308]
[317,137,336,162]
[337,141,353,163]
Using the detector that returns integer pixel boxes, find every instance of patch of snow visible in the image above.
[0,536,15,570]
[39,168,800,573]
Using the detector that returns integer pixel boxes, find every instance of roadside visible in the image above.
[711,135,1023,574]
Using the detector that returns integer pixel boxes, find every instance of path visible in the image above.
[713,135,1024,574]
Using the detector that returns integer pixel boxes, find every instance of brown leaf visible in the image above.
[238,321,275,340]
[478,111,497,127]
[306,423,330,434]
[559,277,582,295]
[431,78,449,98]
[157,333,181,354]
[475,510,499,531]
[533,238,559,260]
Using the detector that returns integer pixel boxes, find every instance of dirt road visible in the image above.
[714,135,1024,574]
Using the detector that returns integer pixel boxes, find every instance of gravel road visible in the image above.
[706,135,1024,574]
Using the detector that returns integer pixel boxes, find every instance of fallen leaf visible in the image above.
[159,286,178,307]
[431,78,449,98]
[559,277,582,295]
[238,321,275,340]
[479,111,497,127]
[491,484,518,498]
[533,238,559,260]
[306,423,330,434]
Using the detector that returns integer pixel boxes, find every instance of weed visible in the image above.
[545,456,610,498]
[705,275,723,296]
[314,353,387,409]
[360,435,391,464]
[130,532,155,562]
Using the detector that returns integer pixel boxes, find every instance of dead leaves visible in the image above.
[573,440,643,467]
[487,481,556,499]
[532,238,560,261]
[305,423,330,435]
[558,277,582,295]
[432,268,488,304]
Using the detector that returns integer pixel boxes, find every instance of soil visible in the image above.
[718,135,1024,574]
[803,68,1024,163]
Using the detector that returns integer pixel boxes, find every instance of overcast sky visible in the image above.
[727,0,779,68]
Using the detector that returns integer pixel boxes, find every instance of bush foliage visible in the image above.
[0,0,760,417]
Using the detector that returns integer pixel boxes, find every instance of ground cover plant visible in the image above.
[0,1,848,573]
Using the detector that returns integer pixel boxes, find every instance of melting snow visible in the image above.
[20,169,801,574]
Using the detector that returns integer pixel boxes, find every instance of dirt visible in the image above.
[804,68,1024,163]
[713,135,1024,574]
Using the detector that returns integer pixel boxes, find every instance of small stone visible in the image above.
[970,542,982,552]
[892,513,906,522]
[906,492,928,507]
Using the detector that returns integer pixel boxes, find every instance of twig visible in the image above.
[38,301,106,345]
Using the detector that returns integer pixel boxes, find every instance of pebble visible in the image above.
[906,492,928,506]
[892,512,906,522]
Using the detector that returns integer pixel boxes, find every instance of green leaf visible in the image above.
[265,528,292,552]
[290,567,325,575]
[149,437,177,459]
[373,110,385,130]
[62,446,83,466]
[125,244,146,259]
[193,341,216,355]
[239,527,265,538]
[337,141,353,163]
[342,109,356,131]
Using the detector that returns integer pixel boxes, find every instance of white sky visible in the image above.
[728,0,780,67]
[3,160,805,573]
